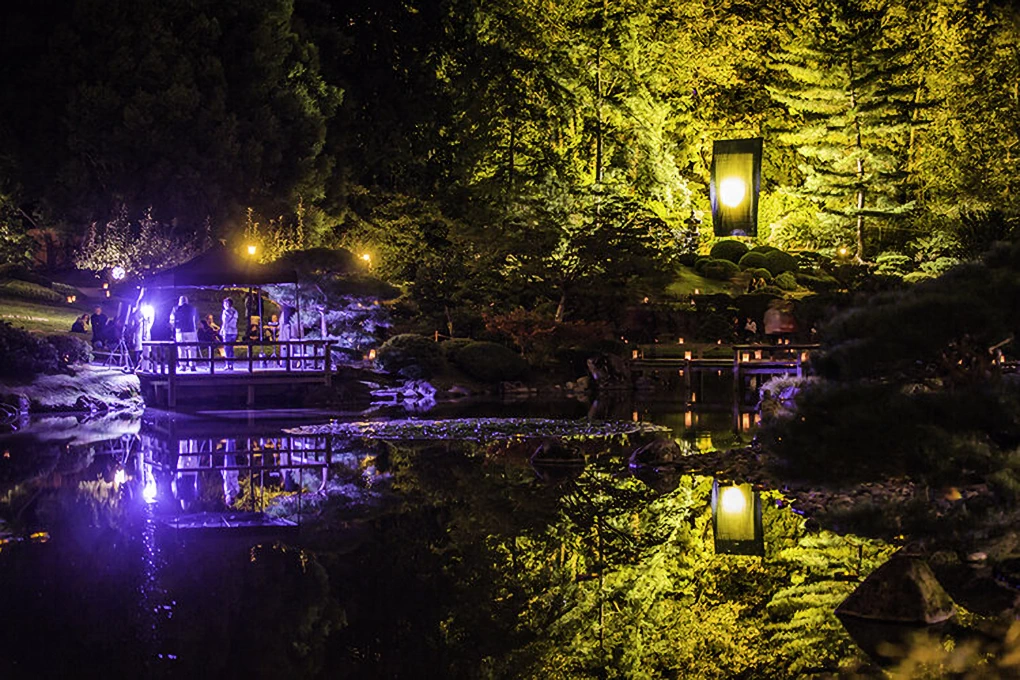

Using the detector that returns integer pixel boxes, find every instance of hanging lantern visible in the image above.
[710,138,763,237]
[711,479,764,556]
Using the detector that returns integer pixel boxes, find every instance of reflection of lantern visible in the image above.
[710,138,763,237]
[711,480,764,556]
[696,433,713,453]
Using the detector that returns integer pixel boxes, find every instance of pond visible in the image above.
[0,395,896,679]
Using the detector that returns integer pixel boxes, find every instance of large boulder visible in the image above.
[836,556,956,624]
[628,439,683,469]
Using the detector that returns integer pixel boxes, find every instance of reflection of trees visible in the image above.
[320,440,895,677]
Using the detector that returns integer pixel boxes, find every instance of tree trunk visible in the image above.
[849,57,867,263]
[555,291,567,323]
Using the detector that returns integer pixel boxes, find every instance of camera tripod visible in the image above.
[104,336,135,373]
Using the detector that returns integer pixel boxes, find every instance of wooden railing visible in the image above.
[139,340,333,376]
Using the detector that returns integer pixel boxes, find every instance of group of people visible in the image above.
[169,295,302,371]
[71,306,119,349]
[72,294,303,372]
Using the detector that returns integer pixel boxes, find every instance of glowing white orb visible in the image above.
[114,469,127,485]
[111,266,126,281]
[141,304,155,322]
[719,177,747,208]
[720,486,747,514]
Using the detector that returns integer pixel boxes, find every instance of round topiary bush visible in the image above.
[751,285,785,297]
[796,272,838,292]
[702,258,741,281]
[738,251,768,270]
[774,271,798,291]
[751,245,780,254]
[453,341,528,383]
[749,268,774,283]
[709,239,749,263]
[694,257,712,274]
[376,333,444,377]
[440,337,474,363]
[762,250,799,276]
[678,252,699,267]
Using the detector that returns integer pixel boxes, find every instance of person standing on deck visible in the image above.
[278,305,302,367]
[221,297,238,370]
[170,295,199,371]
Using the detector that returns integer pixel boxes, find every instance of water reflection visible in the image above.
[0,405,897,678]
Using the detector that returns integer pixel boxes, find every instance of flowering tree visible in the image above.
[74,205,202,276]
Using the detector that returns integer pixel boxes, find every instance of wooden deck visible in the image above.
[137,339,334,408]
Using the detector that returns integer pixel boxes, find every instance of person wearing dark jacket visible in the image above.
[90,307,108,348]
[170,296,199,371]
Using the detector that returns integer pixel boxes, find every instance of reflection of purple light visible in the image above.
[143,478,158,503]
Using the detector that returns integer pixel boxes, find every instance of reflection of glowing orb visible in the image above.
[114,469,126,485]
[719,177,746,208]
[141,304,155,322]
[720,486,747,514]
[111,266,126,281]
[143,480,158,503]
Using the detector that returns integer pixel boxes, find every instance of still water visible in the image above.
[0,382,891,678]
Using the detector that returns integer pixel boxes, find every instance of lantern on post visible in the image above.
[711,479,764,556]
[710,138,763,237]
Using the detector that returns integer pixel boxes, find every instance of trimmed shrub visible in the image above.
[709,239,749,263]
[693,257,712,274]
[702,259,740,281]
[738,251,768,270]
[750,245,780,254]
[0,322,60,379]
[46,334,93,367]
[762,250,799,276]
[453,341,528,382]
[440,337,474,363]
[748,268,774,283]
[774,271,798,291]
[677,252,699,267]
[796,273,838,292]
[376,334,443,377]
[902,271,933,284]
[0,279,64,304]
[750,285,785,297]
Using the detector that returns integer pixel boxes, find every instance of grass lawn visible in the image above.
[0,297,84,335]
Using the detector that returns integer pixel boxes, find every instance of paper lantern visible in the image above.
[710,138,763,237]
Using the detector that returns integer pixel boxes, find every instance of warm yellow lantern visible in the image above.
[710,138,763,237]
[711,480,764,556]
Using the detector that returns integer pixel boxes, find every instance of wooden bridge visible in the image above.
[632,343,818,374]
[137,339,334,408]
[631,343,819,397]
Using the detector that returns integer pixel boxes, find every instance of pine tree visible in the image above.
[770,0,917,260]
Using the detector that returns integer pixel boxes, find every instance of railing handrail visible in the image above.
[142,339,332,346]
